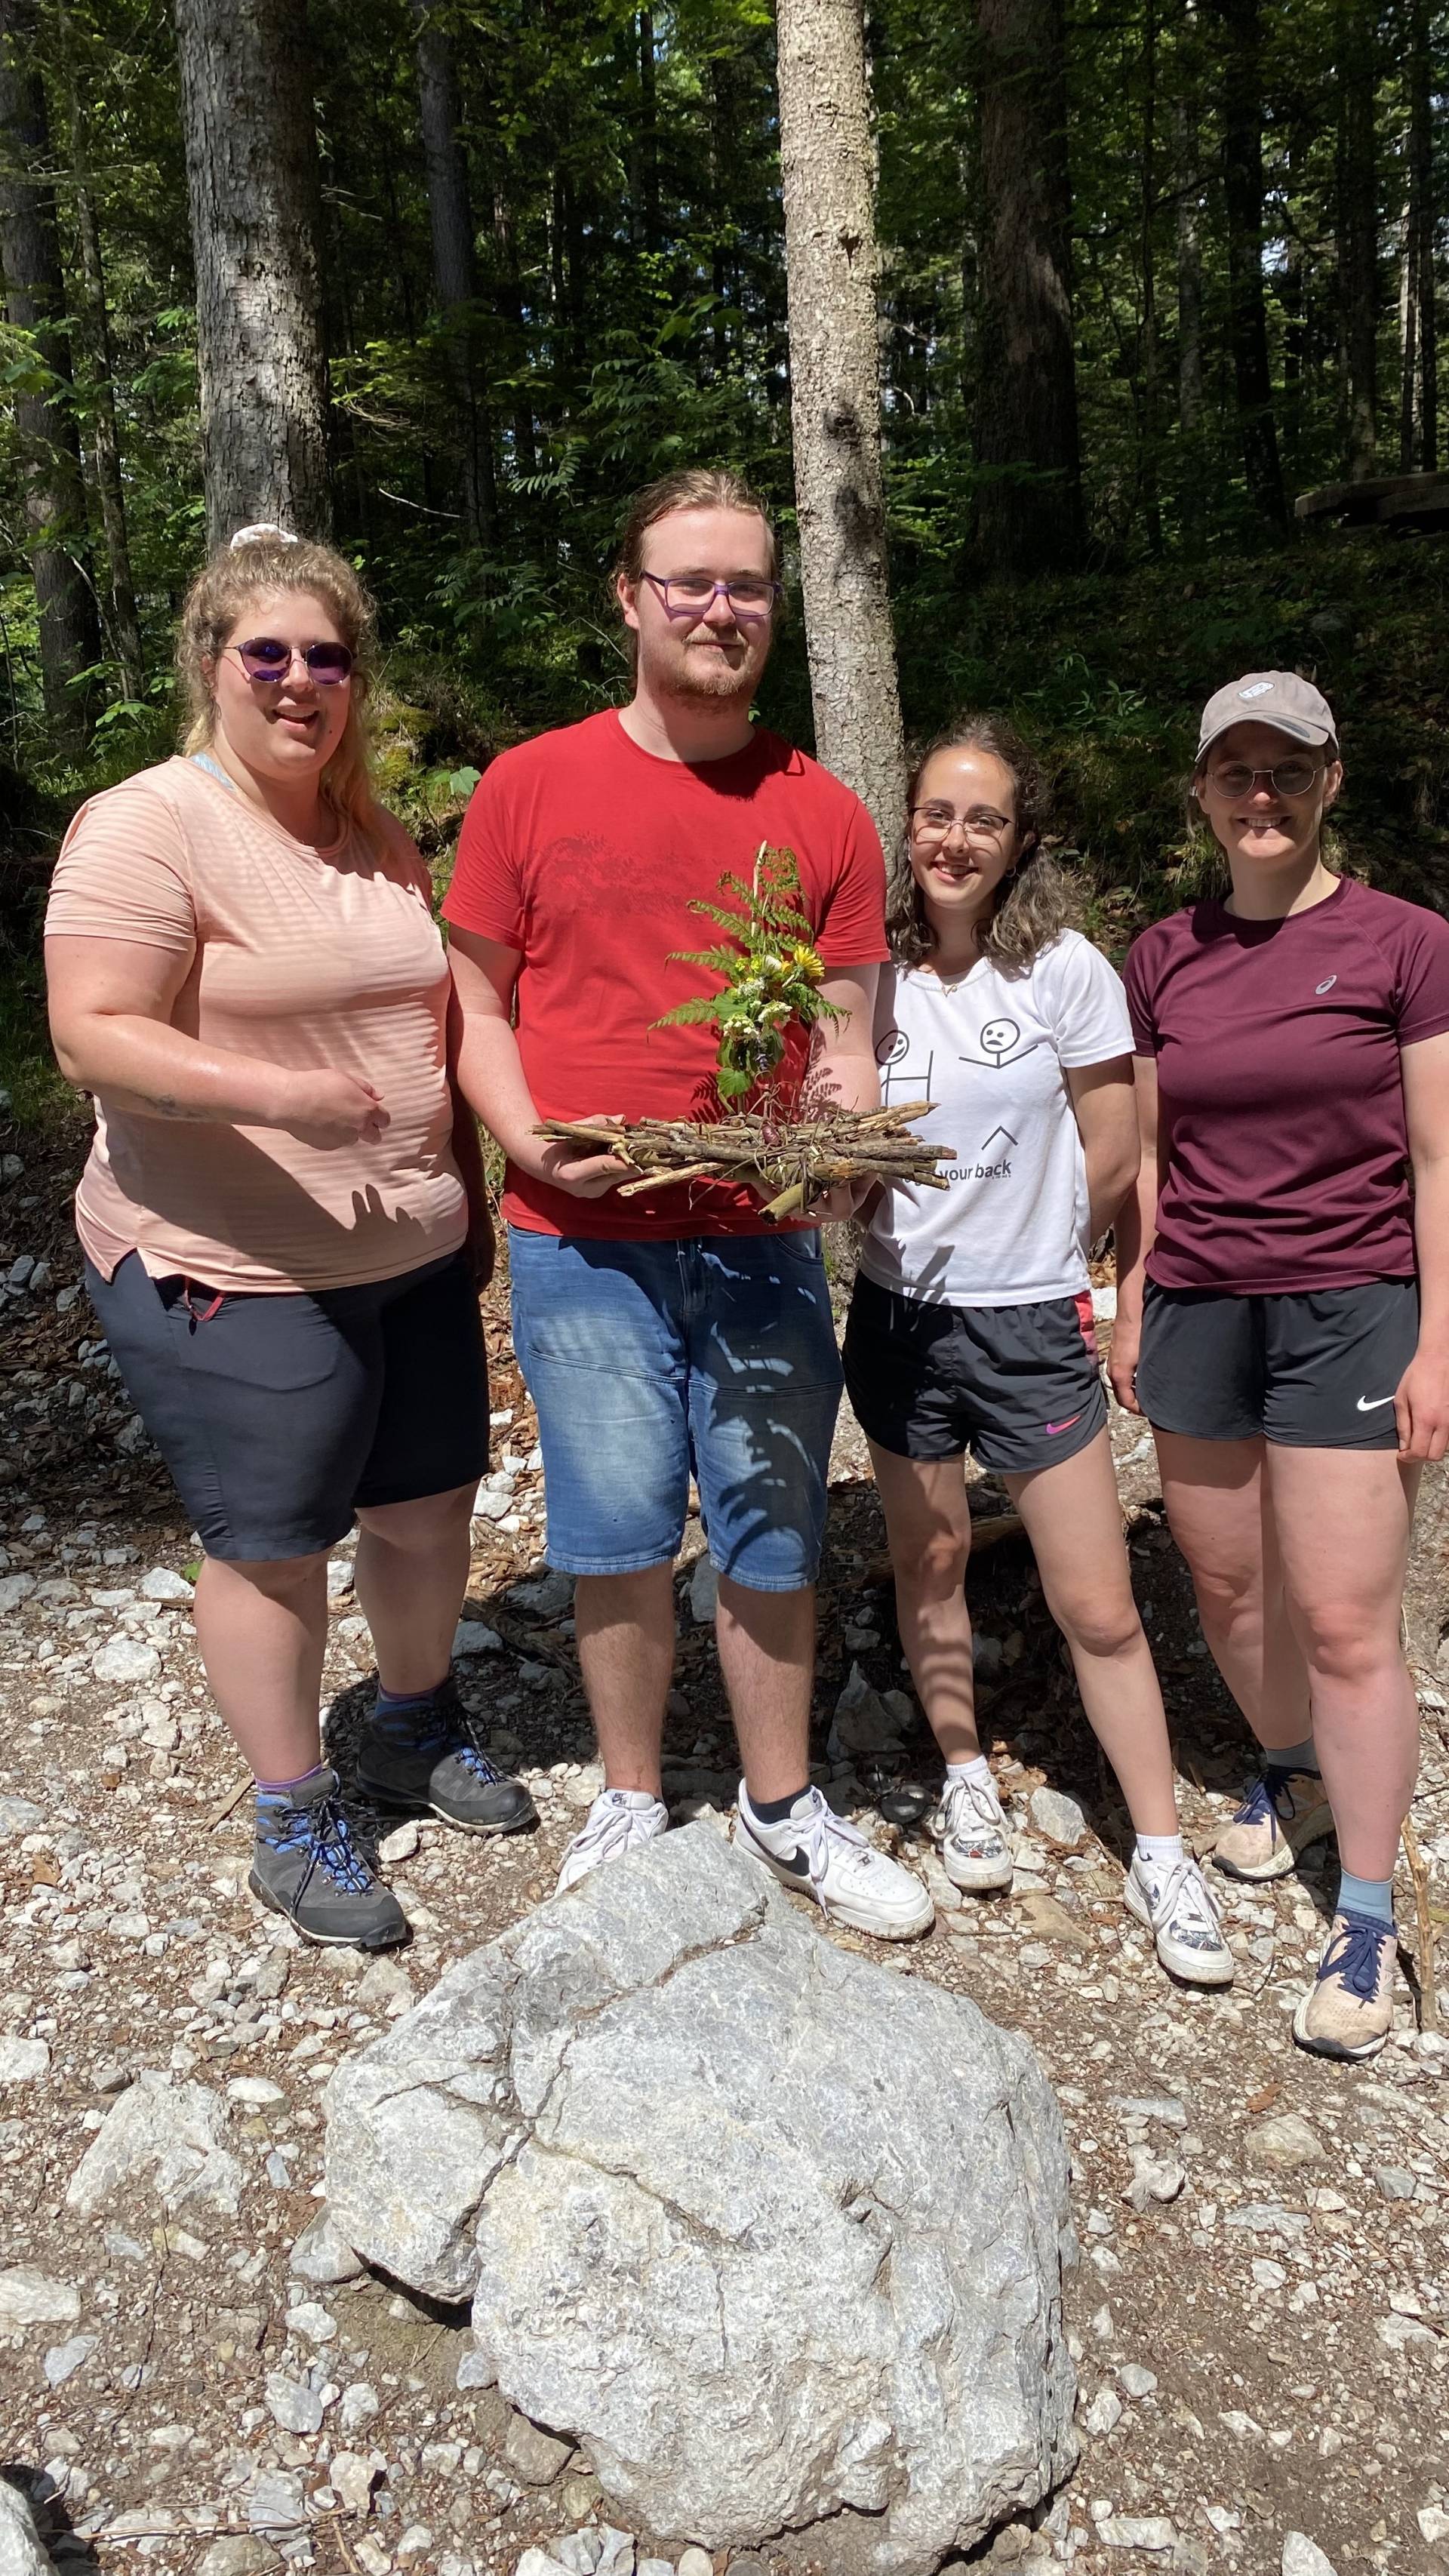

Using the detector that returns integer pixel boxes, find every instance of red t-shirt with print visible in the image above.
[442,709,889,1239]
[1125,877,1449,1293]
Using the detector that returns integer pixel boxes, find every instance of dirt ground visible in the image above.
[2,1107,1447,2576]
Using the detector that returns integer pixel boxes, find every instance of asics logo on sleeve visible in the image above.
[1315,975,1338,994]
[1355,1394,1395,1411]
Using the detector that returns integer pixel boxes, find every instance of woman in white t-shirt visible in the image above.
[843,716,1231,1986]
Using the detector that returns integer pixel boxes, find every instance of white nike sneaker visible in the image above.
[555,1787,670,1894]
[735,1783,935,1940]
[940,1772,1015,1894]
[1124,1851,1235,1987]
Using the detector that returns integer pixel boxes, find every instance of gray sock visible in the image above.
[1337,1869,1394,1927]
[1265,1735,1318,1777]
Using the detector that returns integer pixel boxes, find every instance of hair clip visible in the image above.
[229,523,301,551]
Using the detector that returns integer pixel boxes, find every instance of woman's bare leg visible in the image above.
[1154,1430,1312,1752]
[1007,1430,1180,1836]
[192,1550,329,1780]
[1266,1448,1420,1880]
[353,1480,475,1696]
[868,1445,979,1761]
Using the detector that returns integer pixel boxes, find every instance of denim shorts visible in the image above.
[508,1226,843,1588]
[85,1248,489,1562]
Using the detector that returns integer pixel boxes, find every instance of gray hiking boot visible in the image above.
[355,1678,537,1836]
[250,1766,408,1950]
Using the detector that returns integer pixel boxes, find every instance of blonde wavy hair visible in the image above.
[176,533,380,838]
[888,712,1069,974]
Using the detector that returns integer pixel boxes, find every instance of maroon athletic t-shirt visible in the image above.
[442,710,888,1239]
[1125,877,1449,1294]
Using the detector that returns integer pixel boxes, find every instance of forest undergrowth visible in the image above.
[4,519,1447,1131]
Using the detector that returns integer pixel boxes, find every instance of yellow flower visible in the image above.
[791,943,825,984]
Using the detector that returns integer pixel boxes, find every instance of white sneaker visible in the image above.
[940,1773,1015,1894]
[555,1787,670,1894]
[1124,1851,1235,1988]
[735,1783,934,1941]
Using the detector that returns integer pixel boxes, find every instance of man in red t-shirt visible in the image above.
[446,465,931,1939]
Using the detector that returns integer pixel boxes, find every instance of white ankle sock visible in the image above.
[1136,1831,1185,1876]
[946,1756,995,1790]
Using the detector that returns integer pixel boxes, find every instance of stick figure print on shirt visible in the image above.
[957,1015,1026,1069]
[875,1026,935,1106]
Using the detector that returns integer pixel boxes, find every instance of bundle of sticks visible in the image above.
[534,1104,955,1224]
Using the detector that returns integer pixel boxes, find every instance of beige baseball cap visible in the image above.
[1196,670,1338,762]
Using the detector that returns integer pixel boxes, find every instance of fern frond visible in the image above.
[654,996,724,1029]
[667,943,749,978]
[683,897,755,937]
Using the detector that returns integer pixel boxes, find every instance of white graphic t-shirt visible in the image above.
[860,931,1134,1306]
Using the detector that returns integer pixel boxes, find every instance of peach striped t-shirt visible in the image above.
[45,756,466,1292]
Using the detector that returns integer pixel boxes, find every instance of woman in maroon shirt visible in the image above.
[1112,672,1449,2061]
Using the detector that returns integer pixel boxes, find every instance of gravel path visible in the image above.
[1,1131,1446,2576]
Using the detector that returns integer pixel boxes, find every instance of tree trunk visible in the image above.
[62,25,144,702]
[1408,0,1436,468]
[491,185,537,475]
[412,0,497,546]
[1174,80,1204,528]
[973,0,1083,577]
[1140,0,1161,552]
[1213,0,1287,528]
[1336,0,1378,477]
[1281,108,1307,466]
[638,8,661,253]
[776,0,904,848]
[1400,194,1418,472]
[0,0,100,745]
[174,0,331,547]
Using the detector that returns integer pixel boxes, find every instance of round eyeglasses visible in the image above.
[228,637,355,685]
[1203,756,1322,798]
[909,806,1014,844]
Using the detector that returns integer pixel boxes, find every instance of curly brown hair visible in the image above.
[886,713,1069,975]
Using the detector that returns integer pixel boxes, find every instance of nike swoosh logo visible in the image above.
[756,1844,813,1885]
[1356,1394,1395,1411]
[761,1838,812,1878]
[1044,1414,1083,1436]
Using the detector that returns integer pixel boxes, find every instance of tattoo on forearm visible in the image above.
[146,1093,214,1121]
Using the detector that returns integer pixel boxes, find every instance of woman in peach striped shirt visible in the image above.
[45,528,534,1948]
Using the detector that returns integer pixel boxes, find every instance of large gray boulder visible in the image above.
[323,1827,1075,2575]
[0,2479,54,2576]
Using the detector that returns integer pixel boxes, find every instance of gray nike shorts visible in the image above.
[843,1273,1107,1471]
[1136,1277,1420,1448]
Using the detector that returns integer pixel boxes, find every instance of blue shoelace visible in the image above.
[1316,1907,1394,2000]
[1234,1769,1303,1830]
[260,1791,374,1894]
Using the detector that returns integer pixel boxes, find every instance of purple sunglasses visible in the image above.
[229,636,355,685]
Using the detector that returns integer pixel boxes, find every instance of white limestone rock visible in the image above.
[323,1827,1075,2574]
[0,2479,55,2576]
[65,2070,242,2217]
[0,2269,81,2332]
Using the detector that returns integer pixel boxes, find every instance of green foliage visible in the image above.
[655,843,841,1101]
[4,0,1448,1167]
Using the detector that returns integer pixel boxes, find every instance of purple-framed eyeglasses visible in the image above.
[639,571,781,625]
